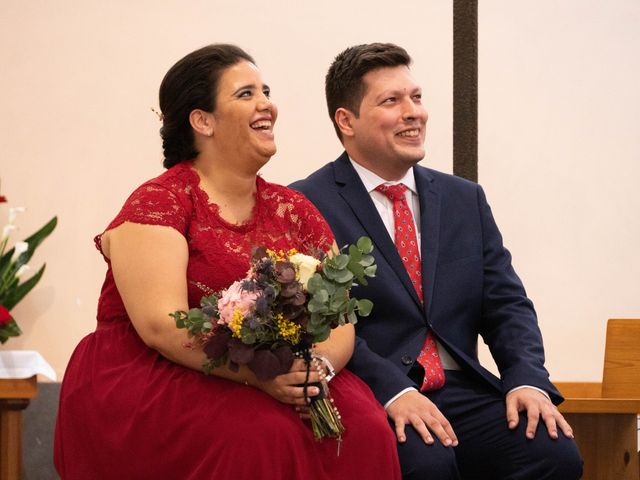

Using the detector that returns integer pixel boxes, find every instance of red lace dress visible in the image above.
[54,162,400,480]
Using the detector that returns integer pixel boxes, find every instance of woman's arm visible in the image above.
[313,324,355,374]
[103,221,323,403]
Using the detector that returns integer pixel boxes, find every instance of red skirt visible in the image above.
[54,321,401,479]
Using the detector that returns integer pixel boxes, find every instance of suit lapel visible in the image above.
[415,166,441,319]
[333,153,422,309]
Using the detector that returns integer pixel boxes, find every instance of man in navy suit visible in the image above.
[291,43,582,480]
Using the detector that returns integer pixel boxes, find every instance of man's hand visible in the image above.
[386,390,458,446]
[505,387,574,440]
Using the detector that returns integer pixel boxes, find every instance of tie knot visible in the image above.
[375,183,407,202]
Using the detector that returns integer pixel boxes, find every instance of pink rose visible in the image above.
[217,281,259,325]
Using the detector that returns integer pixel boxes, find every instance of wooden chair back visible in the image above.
[602,319,640,398]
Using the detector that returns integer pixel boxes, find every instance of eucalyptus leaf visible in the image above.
[313,289,329,303]
[357,299,374,316]
[333,254,349,269]
[306,274,324,293]
[313,326,331,343]
[359,255,375,267]
[308,300,328,313]
[348,245,362,262]
[333,269,354,284]
[356,236,373,253]
[364,265,377,277]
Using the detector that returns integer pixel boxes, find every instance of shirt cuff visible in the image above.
[384,387,418,410]
[507,385,550,400]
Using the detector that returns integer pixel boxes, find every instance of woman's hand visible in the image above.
[253,358,322,406]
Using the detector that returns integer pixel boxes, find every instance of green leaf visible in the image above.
[330,295,347,311]
[1,264,46,311]
[312,326,331,343]
[322,265,340,281]
[347,297,358,312]
[364,265,377,277]
[307,299,328,313]
[241,329,257,344]
[332,268,354,284]
[356,236,373,253]
[359,255,375,267]
[347,245,362,263]
[0,319,22,343]
[10,217,58,272]
[348,261,365,280]
[306,274,324,293]
[356,299,374,316]
[312,289,329,303]
[332,254,349,270]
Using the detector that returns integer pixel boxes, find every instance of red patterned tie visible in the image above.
[375,184,445,392]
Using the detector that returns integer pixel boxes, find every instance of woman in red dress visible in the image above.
[54,44,401,479]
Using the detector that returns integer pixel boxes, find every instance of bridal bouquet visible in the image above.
[0,190,57,343]
[171,237,376,441]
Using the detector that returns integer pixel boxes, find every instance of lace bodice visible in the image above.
[94,161,334,323]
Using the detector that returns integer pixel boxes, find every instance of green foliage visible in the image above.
[0,215,57,342]
[171,294,219,337]
[0,318,21,344]
[304,236,377,338]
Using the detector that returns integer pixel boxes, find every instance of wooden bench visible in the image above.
[555,319,640,480]
[0,376,37,480]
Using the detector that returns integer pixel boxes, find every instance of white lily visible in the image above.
[8,207,26,224]
[16,264,31,278]
[11,241,29,262]
[2,224,17,241]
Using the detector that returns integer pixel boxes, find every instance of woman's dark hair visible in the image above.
[159,44,255,168]
[325,43,411,141]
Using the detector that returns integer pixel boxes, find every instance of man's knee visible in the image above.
[396,430,459,480]
[544,440,583,480]
[520,435,583,480]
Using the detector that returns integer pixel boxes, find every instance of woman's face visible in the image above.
[211,60,278,167]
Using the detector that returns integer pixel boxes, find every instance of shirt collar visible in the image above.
[349,157,418,196]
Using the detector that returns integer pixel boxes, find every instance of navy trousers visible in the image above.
[394,370,583,480]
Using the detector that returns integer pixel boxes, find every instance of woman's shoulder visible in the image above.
[258,176,313,209]
[98,162,198,242]
[140,161,199,197]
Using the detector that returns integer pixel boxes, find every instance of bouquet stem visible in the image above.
[298,349,345,447]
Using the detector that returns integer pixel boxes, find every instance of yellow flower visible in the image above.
[229,308,245,338]
[266,248,298,262]
[276,314,302,344]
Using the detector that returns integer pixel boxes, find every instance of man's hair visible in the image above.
[325,43,412,141]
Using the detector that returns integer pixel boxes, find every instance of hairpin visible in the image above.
[150,107,164,122]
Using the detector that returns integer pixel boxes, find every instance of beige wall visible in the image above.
[0,1,637,383]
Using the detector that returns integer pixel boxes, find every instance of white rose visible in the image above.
[289,253,321,290]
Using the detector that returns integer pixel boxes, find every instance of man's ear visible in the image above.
[335,108,356,138]
[189,109,215,137]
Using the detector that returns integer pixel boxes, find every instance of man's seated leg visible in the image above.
[430,371,583,480]
[392,416,460,480]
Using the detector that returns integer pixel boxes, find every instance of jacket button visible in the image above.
[401,355,413,366]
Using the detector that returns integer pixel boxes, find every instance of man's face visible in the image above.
[345,65,428,180]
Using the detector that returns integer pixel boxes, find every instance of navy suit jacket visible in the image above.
[290,152,562,407]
